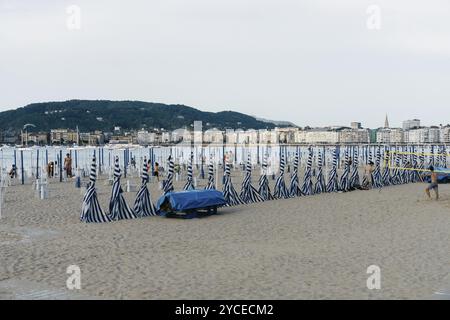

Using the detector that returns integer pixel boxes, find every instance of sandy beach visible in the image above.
[1,174,450,300]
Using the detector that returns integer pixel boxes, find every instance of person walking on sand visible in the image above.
[425,166,439,200]
[64,153,73,178]
[361,161,375,190]
[153,162,160,182]
[47,162,54,178]
[9,164,17,179]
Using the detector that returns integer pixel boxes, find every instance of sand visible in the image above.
[1,172,450,300]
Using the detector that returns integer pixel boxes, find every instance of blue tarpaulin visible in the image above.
[156,189,227,214]
[424,167,450,183]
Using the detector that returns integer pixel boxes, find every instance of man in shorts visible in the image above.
[425,166,439,200]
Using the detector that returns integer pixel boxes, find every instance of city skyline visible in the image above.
[0,99,448,131]
[1,1,450,128]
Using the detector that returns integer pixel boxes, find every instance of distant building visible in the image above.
[50,129,79,145]
[79,131,104,145]
[110,135,134,144]
[402,119,421,130]
[403,127,440,143]
[297,129,339,144]
[0,131,19,145]
[440,126,450,143]
[203,128,224,144]
[351,122,362,130]
[137,130,157,145]
[25,132,49,145]
[376,128,404,143]
[339,128,370,144]
[275,127,298,144]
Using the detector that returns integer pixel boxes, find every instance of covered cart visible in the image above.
[156,189,227,219]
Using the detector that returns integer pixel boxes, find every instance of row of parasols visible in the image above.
[80,145,445,223]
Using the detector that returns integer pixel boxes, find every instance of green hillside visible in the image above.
[0,100,290,132]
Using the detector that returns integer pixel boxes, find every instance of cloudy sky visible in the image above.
[1,0,449,128]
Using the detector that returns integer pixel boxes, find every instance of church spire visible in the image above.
[384,114,389,128]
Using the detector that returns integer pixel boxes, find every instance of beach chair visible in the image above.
[156,189,226,219]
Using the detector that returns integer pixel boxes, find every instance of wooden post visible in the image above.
[59,149,63,182]
[36,149,39,179]
[20,150,24,185]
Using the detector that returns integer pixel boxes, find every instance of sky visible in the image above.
[1,0,450,128]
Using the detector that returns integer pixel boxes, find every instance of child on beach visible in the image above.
[8,164,17,179]
[154,162,160,181]
[425,166,439,200]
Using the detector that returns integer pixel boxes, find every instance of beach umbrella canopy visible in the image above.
[108,156,137,221]
[205,156,215,190]
[400,146,409,184]
[417,146,425,181]
[409,146,421,183]
[438,145,447,169]
[183,152,195,191]
[300,146,314,196]
[258,153,274,201]
[338,148,351,192]
[391,149,402,185]
[326,148,339,193]
[349,146,360,189]
[381,147,392,186]
[163,156,174,194]
[239,154,264,204]
[133,158,157,217]
[314,149,326,194]
[80,156,111,223]
[222,161,244,206]
[372,147,383,189]
[273,150,290,199]
[289,148,303,197]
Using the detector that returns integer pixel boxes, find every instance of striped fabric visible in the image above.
[417,147,425,182]
[183,152,195,191]
[258,154,274,201]
[314,150,326,194]
[372,147,383,188]
[108,156,137,221]
[133,159,157,217]
[289,148,303,197]
[410,146,420,183]
[300,147,314,195]
[381,148,392,186]
[349,147,360,189]
[400,147,408,184]
[163,156,174,194]
[338,148,351,192]
[391,151,402,185]
[80,156,111,223]
[429,145,435,168]
[222,161,244,206]
[326,148,339,192]
[439,145,447,168]
[205,157,215,190]
[443,145,447,168]
[273,150,290,199]
[240,154,264,203]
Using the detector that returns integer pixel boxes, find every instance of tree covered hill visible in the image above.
[0,100,292,132]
